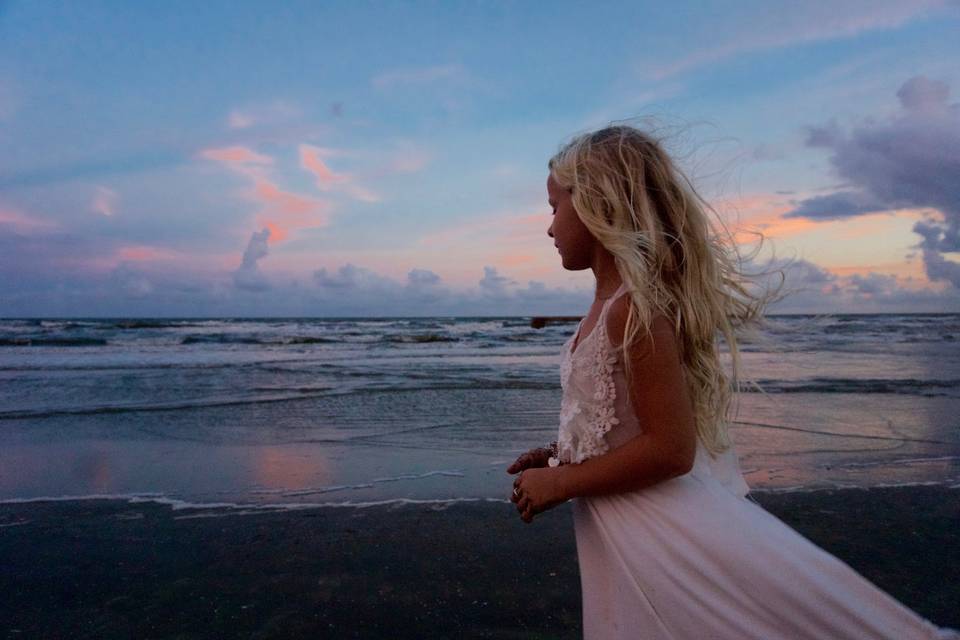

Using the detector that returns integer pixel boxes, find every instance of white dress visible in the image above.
[556,283,959,640]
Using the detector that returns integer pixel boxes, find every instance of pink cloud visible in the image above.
[200,144,332,245]
[91,186,118,217]
[824,260,928,285]
[199,146,274,166]
[299,144,381,203]
[716,193,820,243]
[249,179,331,245]
[299,145,349,189]
[226,101,300,130]
[254,180,324,216]
[0,205,59,233]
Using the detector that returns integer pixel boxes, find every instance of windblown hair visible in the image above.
[549,124,793,458]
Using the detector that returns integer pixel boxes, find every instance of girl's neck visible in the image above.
[595,284,622,300]
[592,247,623,301]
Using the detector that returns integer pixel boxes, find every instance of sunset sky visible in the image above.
[2,1,959,316]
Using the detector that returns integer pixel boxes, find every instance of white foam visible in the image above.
[368,470,465,483]
[249,469,466,498]
[171,496,513,518]
[0,492,513,516]
[831,455,960,469]
[749,479,960,495]
[0,492,166,504]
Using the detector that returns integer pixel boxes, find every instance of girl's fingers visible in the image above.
[507,453,530,474]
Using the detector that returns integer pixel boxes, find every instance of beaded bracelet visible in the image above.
[547,440,561,467]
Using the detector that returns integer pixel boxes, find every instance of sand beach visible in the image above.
[2,485,957,638]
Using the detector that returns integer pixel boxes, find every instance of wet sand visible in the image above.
[1,486,957,639]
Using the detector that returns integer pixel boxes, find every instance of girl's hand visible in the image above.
[506,447,552,475]
[510,467,568,523]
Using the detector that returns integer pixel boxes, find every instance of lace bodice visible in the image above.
[556,283,640,464]
[555,282,752,499]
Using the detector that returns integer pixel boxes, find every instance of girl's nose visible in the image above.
[547,223,554,238]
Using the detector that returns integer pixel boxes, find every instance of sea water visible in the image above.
[1,314,958,510]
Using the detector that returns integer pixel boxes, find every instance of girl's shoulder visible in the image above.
[604,296,676,354]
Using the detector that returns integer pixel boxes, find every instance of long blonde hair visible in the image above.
[549,124,792,458]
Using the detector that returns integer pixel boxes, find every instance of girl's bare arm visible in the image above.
[556,300,698,500]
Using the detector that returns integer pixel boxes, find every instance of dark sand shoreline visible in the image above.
[2,486,958,639]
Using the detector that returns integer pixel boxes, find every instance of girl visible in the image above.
[506,125,959,639]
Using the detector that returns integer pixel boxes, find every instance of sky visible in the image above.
[1,0,959,317]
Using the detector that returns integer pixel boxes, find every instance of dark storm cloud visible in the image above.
[787,75,960,288]
[233,228,271,292]
[313,263,395,292]
[786,190,887,221]
[478,266,517,297]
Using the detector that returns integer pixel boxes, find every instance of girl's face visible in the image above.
[547,173,595,270]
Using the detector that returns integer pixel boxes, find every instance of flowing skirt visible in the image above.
[573,472,959,639]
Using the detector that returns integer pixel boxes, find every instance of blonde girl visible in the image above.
[507,124,959,640]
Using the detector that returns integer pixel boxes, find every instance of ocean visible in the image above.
[1,314,959,512]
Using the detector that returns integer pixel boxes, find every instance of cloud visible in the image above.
[304,262,598,314]
[744,255,837,302]
[745,254,959,312]
[109,263,153,298]
[233,228,271,292]
[845,272,898,295]
[748,144,785,162]
[199,145,274,171]
[198,145,276,188]
[407,268,441,287]
[252,180,319,215]
[715,193,820,242]
[649,1,946,79]
[405,268,446,303]
[299,145,349,189]
[787,74,960,288]
[226,101,300,130]
[91,186,118,217]
[478,266,518,297]
[804,120,845,148]
[919,248,960,288]
[784,190,888,220]
[201,145,332,244]
[897,74,951,111]
[299,144,380,203]
[313,262,394,291]
[0,205,59,233]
